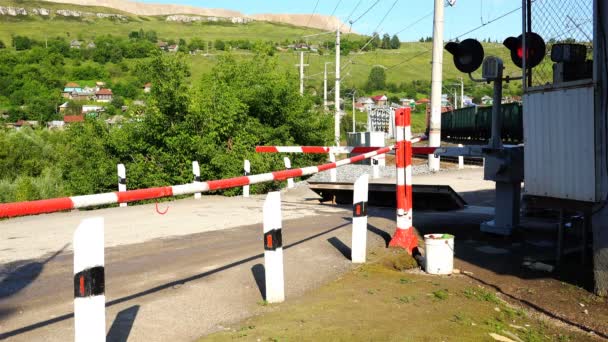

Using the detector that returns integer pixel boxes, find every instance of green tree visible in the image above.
[13,35,33,51]
[365,66,386,91]
[0,40,6,49]
[371,33,381,48]
[214,39,226,51]
[381,33,391,49]
[390,34,400,49]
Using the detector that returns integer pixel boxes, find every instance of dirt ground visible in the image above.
[200,248,601,342]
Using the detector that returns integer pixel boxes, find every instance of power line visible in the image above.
[325,0,343,30]
[350,0,381,26]
[305,0,321,28]
[451,5,523,41]
[341,0,364,31]
[395,10,434,35]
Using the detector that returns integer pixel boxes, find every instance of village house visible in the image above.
[47,120,65,130]
[157,41,168,51]
[95,82,106,91]
[95,88,113,103]
[167,44,179,53]
[371,94,388,106]
[143,82,152,93]
[355,97,374,112]
[82,105,104,114]
[63,115,85,124]
[400,98,416,110]
[70,40,82,49]
[87,42,96,49]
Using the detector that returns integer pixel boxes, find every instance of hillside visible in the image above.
[40,0,347,31]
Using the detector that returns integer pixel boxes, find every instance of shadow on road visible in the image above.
[0,221,351,339]
[0,243,68,300]
[251,264,266,301]
[367,224,392,247]
[327,237,351,261]
[106,305,140,342]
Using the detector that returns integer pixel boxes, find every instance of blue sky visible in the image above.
[139,0,523,42]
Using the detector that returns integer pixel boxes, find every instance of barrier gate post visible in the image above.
[243,160,251,197]
[283,157,294,189]
[389,108,418,253]
[73,217,105,342]
[117,164,127,207]
[192,161,201,199]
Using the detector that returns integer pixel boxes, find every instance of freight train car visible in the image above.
[438,103,523,143]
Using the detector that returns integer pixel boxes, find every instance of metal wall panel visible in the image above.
[523,85,596,202]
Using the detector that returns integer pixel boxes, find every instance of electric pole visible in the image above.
[352,90,356,133]
[429,0,445,172]
[335,27,341,146]
[460,76,464,108]
[454,89,458,110]
[296,51,309,96]
[324,62,332,111]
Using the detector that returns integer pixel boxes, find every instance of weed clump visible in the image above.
[382,248,419,271]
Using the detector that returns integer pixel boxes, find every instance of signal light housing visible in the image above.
[445,39,485,74]
[503,32,546,69]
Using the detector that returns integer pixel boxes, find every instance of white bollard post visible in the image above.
[284,157,294,189]
[263,191,284,303]
[192,161,201,199]
[117,164,127,207]
[352,174,369,263]
[372,158,380,179]
[243,160,251,197]
[329,153,337,182]
[74,217,105,342]
[458,144,464,169]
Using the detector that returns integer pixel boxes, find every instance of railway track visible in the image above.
[413,153,484,166]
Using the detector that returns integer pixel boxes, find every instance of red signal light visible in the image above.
[503,32,546,69]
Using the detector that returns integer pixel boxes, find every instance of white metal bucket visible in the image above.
[424,234,454,275]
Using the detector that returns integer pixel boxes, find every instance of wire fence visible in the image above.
[529,0,594,87]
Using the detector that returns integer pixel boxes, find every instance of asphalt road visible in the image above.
[0,187,399,341]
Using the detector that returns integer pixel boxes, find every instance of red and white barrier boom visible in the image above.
[0,146,393,218]
[256,146,383,154]
[389,108,418,253]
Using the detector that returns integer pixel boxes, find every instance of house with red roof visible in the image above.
[371,94,388,106]
[95,88,113,103]
[64,115,85,124]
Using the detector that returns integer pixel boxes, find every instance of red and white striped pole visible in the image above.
[0,146,393,219]
[117,164,127,207]
[283,157,294,189]
[389,108,418,253]
[243,160,251,197]
[263,191,284,303]
[73,217,105,342]
[192,161,201,199]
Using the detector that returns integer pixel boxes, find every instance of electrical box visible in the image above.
[482,57,503,80]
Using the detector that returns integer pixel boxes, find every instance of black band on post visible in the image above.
[118,177,126,185]
[194,176,201,182]
[244,172,250,176]
[74,266,105,297]
[264,229,283,251]
[353,201,368,217]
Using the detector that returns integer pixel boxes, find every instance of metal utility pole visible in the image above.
[334,28,341,146]
[352,90,356,132]
[460,76,464,108]
[454,89,458,110]
[324,62,332,111]
[296,51,309,96]
[429,0,445,172]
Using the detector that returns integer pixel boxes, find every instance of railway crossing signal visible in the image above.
[503,32,546,69]
[444,39,485,74]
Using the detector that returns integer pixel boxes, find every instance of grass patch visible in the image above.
[463,286,501,304]
[199,248,591,342]
[432,289,449,301]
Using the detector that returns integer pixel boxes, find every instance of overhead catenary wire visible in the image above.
[324,0,343,30]
[305,0,321,29]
